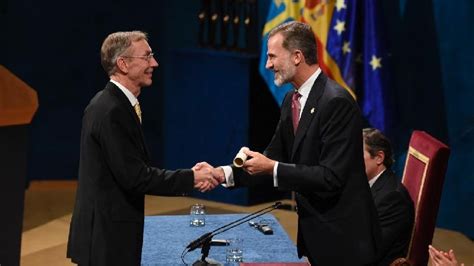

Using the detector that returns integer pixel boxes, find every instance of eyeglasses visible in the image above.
[121,52,155,62]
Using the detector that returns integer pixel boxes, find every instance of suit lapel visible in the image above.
[106,83,142,125]
[370,170,390,201]
[106,82,151,159]
[291,73,327,159]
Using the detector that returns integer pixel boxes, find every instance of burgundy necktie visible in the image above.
[292,91,302,134]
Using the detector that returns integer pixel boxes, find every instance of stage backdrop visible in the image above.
[0,0,472,238]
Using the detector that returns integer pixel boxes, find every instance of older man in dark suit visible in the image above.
[67,31,218,265]
[363,128,414,265]
[203,21,381,265]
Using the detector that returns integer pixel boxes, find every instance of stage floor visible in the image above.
[21,181,474,265]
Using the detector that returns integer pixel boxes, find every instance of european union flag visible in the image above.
[259,0,393,133]
[324,0,393,133]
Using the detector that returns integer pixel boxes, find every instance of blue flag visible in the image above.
[258,0,305,106]
[259,0,393,134]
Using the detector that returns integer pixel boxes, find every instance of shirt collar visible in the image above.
[369,168,386,188]
[296,67,321,98]
[110,79,138,106]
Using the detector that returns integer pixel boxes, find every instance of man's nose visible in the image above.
[265,58,273,69]
[150,57,159,67]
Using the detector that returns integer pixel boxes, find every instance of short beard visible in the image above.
[273,60,296,86]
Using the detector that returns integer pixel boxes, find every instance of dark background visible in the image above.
[0,0,472,238]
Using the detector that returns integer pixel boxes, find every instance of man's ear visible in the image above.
[293,50,303,66]
[376,150,385,165]
[116,57,128,74]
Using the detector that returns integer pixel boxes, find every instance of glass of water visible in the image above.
[189,203,206,227]
[226,238,243,263]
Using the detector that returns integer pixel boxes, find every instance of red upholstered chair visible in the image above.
[401,130,450,266]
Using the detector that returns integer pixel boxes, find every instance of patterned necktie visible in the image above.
[134,102,142,124]
[292,91,302,134]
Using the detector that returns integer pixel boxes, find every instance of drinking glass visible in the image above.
[226,238,243,263]
[189,203,206,227]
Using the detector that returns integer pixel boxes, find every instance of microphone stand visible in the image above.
[197,237,214,265]
[185,201,282,265]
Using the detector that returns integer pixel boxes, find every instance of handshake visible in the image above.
[191,147,277,192]
[192,162,225,192]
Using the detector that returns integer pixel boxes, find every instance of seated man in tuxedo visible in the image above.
[363,128,415,265]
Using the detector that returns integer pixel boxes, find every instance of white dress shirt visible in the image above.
[110,79,138,107]
[369,168,386,188]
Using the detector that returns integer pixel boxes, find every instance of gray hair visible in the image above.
[100,31,148,76]
[268,21,318,65]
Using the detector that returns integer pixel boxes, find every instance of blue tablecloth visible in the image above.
[141,214,303,265]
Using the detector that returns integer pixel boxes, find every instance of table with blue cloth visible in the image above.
[141,213,304,265]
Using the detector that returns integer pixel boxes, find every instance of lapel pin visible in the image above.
[310,108,315,114]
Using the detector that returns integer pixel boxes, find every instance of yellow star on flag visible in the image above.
[335,0,347,12]
[370,55,382,70]
[334,20,346,35]
[342,41,351,54]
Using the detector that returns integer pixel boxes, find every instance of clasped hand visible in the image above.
[191,148,275,192]
[429,245,463,266]
[192,162,225,192]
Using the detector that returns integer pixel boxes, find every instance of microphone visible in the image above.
[187,236,229,251]
[185,201,282,253]
[186,232,212,251]
[209,239,229,246]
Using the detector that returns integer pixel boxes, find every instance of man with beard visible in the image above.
[207,21,381,265]
[67,31,218,265]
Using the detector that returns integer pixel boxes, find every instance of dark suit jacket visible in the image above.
[371,169,414,266]
[233,73,381,265]
[67,82,194,265]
